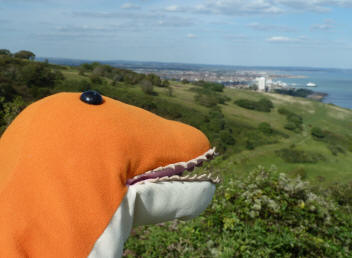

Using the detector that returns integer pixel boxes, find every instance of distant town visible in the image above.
[41,57,327,100]
[132,67,306,92]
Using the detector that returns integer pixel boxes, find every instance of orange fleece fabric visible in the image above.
[0,92,210,257]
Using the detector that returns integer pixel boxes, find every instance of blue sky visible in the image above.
[1,0,351,68]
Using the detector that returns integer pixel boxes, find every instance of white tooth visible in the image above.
[169,164,175,170]
[189,175,197,180]
[152,167,162,172]
[176,162,187,168]
[197,174,206,179]
[207,173,212,179]
[190,158,198,164]
[182,175,190,180]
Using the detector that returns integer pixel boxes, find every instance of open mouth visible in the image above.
[126,148,220,186]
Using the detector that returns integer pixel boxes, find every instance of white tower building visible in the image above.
[256,77,266,92]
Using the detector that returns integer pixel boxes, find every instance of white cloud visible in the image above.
[72,11,194,27]
[190,0,352,16]
[187,33,197,38]
[266,36,301,43]
[311,19,334,31]
[121,3,140,10]
[164,5,185,12]
[248,22,295,32]
[277,0,352,12]
[195,0,284,15]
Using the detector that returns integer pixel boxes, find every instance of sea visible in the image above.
[274,68,352,110]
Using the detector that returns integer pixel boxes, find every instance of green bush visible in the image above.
[219,130,236,145]
[125,167,352,257]
[258,122,273,135]
[311,129,350,155]
[192,87,230,107]
[235,98,274,112]
[140,79,155,95]
[276,148,325,163]
[192,80,224,92]
[311,127,325,138]
[0,96,25,134]
[21,62,63,88]
[279,108,303,133]
[275,88,314,98]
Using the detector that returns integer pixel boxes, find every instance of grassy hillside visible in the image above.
[1,54,352,256]
[151,81,352,185]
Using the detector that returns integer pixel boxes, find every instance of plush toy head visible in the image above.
[0,92,218,257]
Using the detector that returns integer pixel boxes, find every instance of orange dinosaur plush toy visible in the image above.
[0,91,219,257]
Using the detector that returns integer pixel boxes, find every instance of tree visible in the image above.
[167,86,173,97]
[89,74,103,85]
[140,79,155,95]
[0,49,11,56]
[14,50,35,60]
[21,62,62,88]
[161,80,170,87]
[146,74,161,86]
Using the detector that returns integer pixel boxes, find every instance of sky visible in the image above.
[1,0,352,68]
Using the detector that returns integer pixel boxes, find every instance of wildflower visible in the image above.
[299,201,305,209]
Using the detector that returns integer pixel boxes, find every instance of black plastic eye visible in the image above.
[80,90,103,105]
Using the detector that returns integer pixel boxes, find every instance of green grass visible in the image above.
[163,84,352,185]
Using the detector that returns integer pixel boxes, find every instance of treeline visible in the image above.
[0,49,35,60]
[275,88,314,98]
[77,62,169,92]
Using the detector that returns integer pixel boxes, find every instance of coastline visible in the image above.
[306,92,328,102]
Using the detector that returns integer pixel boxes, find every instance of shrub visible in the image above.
[275,88,313,98]
[219,130,236,145]
[194,92,219,107]
[258,122,272,135]
[140,79,155,95]
[311,129,350,155]
[21,62,63,88]
[311,127,325,138]
[0,96,25,134]
[125,167,352,257]
[279,108,303,133]
[234,98,274,112]
[276,148,325,163]
[89,74,103,85]
[193,81,224,92]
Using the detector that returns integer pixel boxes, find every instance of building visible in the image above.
[255,77,266,92]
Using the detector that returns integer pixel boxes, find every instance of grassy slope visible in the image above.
[155,81,352,185]
[61,69,352,184]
